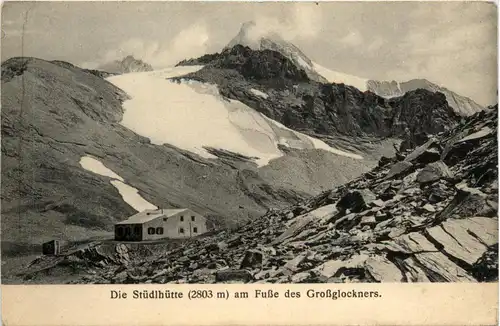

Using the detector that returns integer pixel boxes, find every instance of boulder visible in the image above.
[422,204,436,213]
[205,243,220,252]
[227,235,244,248]
[471,244,498,282]
[416,161,453,184]
[240,250,264,269]
[378,156,393,167]
[336,189,377,213]
[385,161,414,179]
[215,269,254,283]
[436,187,490,222]
[360,215,377,227]
[404,138,438,163]
[291,271,311,283]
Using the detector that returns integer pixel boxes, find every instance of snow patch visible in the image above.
[79,156,124,181]
[250,88,269,99]
[79,156,157,211]
[312,62,368,92]
[110,180,157,211]
[107,67,362,166]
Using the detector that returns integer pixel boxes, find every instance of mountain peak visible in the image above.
[224,21,327,83]
[98,55,153,74]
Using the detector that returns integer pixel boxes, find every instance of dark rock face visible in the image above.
[1,57,30,82]
[98,55,153,74]
[471,244,498,282]
[18,105,497,284]
[176,45,460,148]
[336,189,376,213]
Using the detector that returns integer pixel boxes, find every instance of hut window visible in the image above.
[163,218,167,222]
[180,216,184,222]
[191,216,195,221]
[134,226,141,235]
[156,227,164,235]
[193,227,198,233]
[125,227,131,236]
[147,227,155,235]
[116,227,124,236]
[179,227,184,234]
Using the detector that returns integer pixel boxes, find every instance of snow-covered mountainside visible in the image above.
[312,63,483,117]
[107,67,362,167]
[219,21,484,117]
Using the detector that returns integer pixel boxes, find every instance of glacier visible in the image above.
[106,67,363,167]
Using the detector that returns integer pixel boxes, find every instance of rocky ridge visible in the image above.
[176,44,461,152]
[367,79,484,117]
[20,106,498,284]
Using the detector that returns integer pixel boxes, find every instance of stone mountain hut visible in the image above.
[114,208,208,241]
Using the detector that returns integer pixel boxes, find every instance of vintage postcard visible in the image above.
[1,0,498,325]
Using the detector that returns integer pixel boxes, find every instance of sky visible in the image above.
[1,1,497,106]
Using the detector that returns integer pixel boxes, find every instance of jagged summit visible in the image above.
[224,21,328,83]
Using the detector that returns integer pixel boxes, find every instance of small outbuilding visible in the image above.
[42,240,61,255]
[114,208,208,241]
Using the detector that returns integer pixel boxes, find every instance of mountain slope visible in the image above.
[23,106,496,284]
[2,56,385,279]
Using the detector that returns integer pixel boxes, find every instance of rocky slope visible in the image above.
[17,105,498,284]
[98,55,153,74]
[1,55,387,280]
[177,44,460,152]
[367,79,484,117]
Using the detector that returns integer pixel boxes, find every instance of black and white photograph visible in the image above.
[1,1,498,285]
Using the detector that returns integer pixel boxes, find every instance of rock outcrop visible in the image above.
[99,55,153,74]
